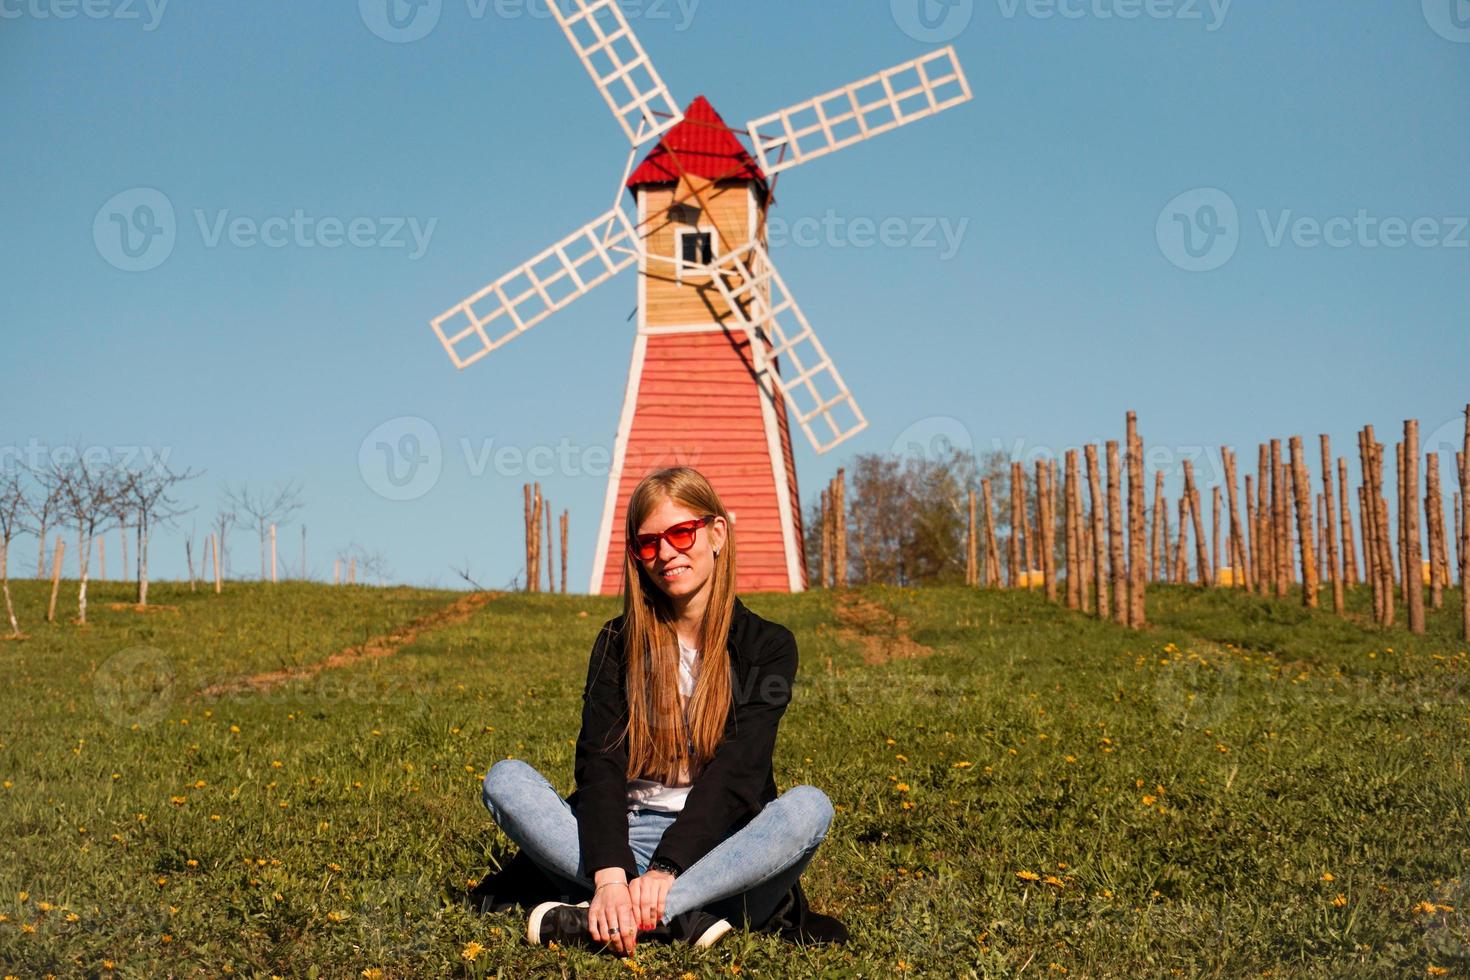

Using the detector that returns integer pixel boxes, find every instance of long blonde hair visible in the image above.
[616,466,737,784]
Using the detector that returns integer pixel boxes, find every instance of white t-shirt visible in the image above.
[626,637,700,812]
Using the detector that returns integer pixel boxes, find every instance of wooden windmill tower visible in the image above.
[428,0,972,594]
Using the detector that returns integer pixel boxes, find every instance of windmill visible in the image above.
[428,0,972,595]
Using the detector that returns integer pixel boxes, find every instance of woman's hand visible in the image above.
[627,870,675,933]
[588,877,640,954]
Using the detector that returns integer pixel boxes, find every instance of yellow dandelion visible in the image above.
[170,796,187,806]
[362,970,384,980]
[1428,967,1448,976]
[895,783,910,792]
[1043,875,1065,889]
[155,876,168,887]
[1016,870,1041,882]
[901,801,914,810]
[1321,872,1334,882]
[326,911,350,923]
[1332,895,1347,908]
[20,923,36,934]
[461,941,484,962]
[1141,795,1157,806]
[952,761,972,768]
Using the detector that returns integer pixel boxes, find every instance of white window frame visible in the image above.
[674,225,719,284]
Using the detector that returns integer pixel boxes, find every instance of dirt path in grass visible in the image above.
[191,590,500,700]
[832,591,933,665]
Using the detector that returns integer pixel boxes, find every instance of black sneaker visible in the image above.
[644,909,734,948]
[525,900,594,947]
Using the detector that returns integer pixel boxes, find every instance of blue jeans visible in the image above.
[481,758,833,928]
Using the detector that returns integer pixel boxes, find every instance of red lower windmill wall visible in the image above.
[594,328,806,594]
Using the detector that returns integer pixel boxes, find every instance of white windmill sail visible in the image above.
[430,207,640,369]
[704,241,868,455]
[745,46,972,176]
[547,0,685,147]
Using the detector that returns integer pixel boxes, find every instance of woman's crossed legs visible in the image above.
[481,758,832,929]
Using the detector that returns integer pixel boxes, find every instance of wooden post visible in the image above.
[1337,458,1358,586]
[1396,441,1409,609]
[269,523,278,584]
[348,557,357,585]
[560,509,569,594]
[333,558,341,586]
[1080,521,1093,613]
[46,537,64,623]
[542,498,553,593]
[1461,408,1470,640]
[1007,464,1022,588]
[1320,437,1343,613]
[1255,445,1270,595]
[1245,474,1257,589]
[1173,494,1187,583]
[1017,464,1034,584]
[1270,440,1289,596]
[1126,413,1146,626]
[1085,445,1108,619]
[1065,450,1081,609]
[1182,460,1212,586]
[98,536,106,582]
[1211,485,1222,585]
[120,529,128,584]
[1038,459,1058,602]
[1288,436,1319,608]
[1105,441,1125,619]
[966,488,977,587]
[1404,421,1425,633]
[1150,469,1166,584]
[1371,438,1396,627]
[523,484,533,592]
[1425,453,1446,611]
[1223,449,1249,591]
[834,467,847,588]
[1358,430,1380,621]
[185,535,196,593]
[981,478,1002,589]
[302,524,307,580]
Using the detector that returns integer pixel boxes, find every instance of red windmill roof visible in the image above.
[627,96,769,194]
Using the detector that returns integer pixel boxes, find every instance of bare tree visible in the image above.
[117,462,200,607]
[47,451,126,625]
[211,499,236,583]
[0,469,29,636]
[22,469,59,581]
[337,542,391,587]
[223,480,305,580]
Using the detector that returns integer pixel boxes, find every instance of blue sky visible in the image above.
[2,0,1467,590]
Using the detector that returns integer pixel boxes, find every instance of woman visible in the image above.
[480,466,846,954]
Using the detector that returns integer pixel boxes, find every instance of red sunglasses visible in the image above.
[628,515,715,562]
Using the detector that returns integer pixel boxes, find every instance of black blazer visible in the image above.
[565,595,798,881]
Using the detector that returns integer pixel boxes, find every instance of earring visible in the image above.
[713,547,720,558]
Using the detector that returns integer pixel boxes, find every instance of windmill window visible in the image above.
[675,227,717,282]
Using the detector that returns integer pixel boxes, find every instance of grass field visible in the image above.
[1,577,1467,978]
